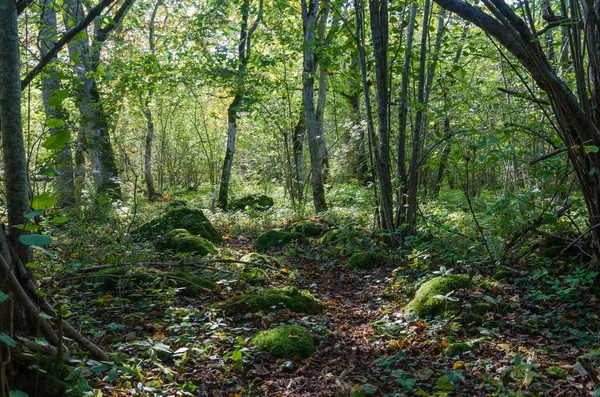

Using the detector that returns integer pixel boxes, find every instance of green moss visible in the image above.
[444,341,474,357]
[165,200,187,211]
[155,229,217,256]
[10,355,83,397]
[255,229,309,253]
[229,194,274,211]
[471,301,494,315]
[405,275,471,318]
[165,271,215,296]
[318,229,341,245]
[237,286,322,314]
[545,366,567,379]
[289,221,326,237]
[347,251,387,269]
[251,325,314,359]
[131,207,222,244]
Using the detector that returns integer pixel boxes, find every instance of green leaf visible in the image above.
[24,210,45,220]
[19,234,52,246]
[483,295,497,305]
[31,192,57,210]
[48,217,69,224]
[9,391,28,397]
[42,129,70,150]
[590,167,596,176]
[0,292,8,303]
[435,375,454,391]
[46,118,65,129]
[0,333,17,347]
[585,145,599,153]
[14,224,40,232]
[514,353,523,366]
[38,166,60,177]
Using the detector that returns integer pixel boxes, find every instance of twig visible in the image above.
[528,147,568,166]
[464,157,495,263]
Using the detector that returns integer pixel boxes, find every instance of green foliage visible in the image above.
[131,207,222,245]
[155,229,217,257]
[347,251,388,269]
[229,194,274,211]
[288,220,326,237]
[240,252,282,267]
[251,325,315,359]
[231,286,322,314]
[255,229,309,253]
[405,275,471,317]
[444,341,476,356]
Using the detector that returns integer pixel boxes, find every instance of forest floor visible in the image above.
[57,223,600,397]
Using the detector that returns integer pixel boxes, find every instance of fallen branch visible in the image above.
[77,258,281,274]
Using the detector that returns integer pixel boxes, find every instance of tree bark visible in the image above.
[292,107,305,202]
[302,0,327,212]
[315,2,330,179]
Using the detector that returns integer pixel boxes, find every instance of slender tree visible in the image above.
[302,0,328,212]
[217,0,263,210]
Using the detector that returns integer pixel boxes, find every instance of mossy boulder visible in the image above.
[347,251,388,269]
[319,229,342,245]
[251,325,315,359]
[405,275,471,317]
[165,200,188,211]
[165,271,215,296]
[289,221,326,237]
[131,207,222,244]
[10,355,83,397]
[229,194,274,211]
[230,286,322,314]
[255,229,309,253]
[155,229,217,256]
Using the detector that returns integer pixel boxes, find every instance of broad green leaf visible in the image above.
[52,89,69,100]
[42,129,70,150]
[14,224,40,232]
[0,332,17,347]
[585,145,599,153]
[19,234,52,246]
[232,350,242,361]
[31,192,57,210]
[0,292,8,302]
[46,118,65,129]
[24,209,45,220]
[48,217,69,224]
[9,391,28,397]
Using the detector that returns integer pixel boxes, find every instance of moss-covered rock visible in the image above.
[10,355,83,397]
[155,229,217,256]
[240,252,282,267]
[319,229,342,245]
[255,229,309,253]
[405,275,471,317]
[457,312,483,326]
[165,271,216,296]
[289,221,326,237]
[347,251,388,269]
[251,325,314,359]
[229,286,322,314]
[131,207,222,244]
[229,194,274,211]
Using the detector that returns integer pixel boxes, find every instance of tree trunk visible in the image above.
[396,1,417,228]
[302,0,327,212]
[369,0,396,241]
[217,0,262,210]
[143,103,157,201]
[40,0,75,207]
[63,0,122,199]
[315,2,330,180]
[292,108,305,202]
